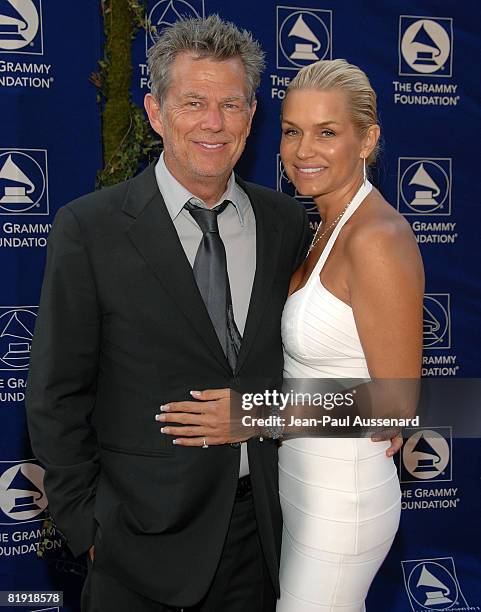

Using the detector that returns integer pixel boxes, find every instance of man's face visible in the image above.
[146,53,256,191]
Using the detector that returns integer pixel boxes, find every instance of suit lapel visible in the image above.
[123,164,230,373]
[235,179,283,373]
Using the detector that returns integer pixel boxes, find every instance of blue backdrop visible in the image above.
[0,1,479,610]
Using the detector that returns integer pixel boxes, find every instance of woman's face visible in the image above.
[280,88,371,199]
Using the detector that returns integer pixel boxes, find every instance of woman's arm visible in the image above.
[346,210,424,447]
[347,213,424,379]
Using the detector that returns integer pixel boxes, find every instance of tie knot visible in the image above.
[184,199,230,234]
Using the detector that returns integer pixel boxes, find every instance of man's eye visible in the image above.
[283,129,298,136]
[187,101,201,108]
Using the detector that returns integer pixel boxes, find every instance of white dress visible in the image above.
[277,181,401,612]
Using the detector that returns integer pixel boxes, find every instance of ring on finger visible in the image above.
[202,438,209,449]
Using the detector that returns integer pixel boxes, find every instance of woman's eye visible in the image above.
[283,129,298,136]
[321,129,335,137]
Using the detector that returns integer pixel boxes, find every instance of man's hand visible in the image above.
[155,388,248,447]
[371,429,404,457]
[88,546,94,562]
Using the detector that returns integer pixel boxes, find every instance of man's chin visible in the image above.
[190,163,233,179]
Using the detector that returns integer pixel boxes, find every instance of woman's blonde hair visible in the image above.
[284,59,380,164]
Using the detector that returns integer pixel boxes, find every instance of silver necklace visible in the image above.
[306,199,352,257]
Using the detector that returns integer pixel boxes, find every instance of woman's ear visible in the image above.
[360,124,380,160]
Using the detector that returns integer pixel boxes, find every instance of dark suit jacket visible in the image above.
[26,162,311,607]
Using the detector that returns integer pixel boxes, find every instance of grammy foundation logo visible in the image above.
[401,429,451,483]
[0,306,37,370]
[0,0,43,55]
[0,149,48,214]
[399,16,453,77]
[0,461,47,523]
[402,557,470,610]
[398,158,451,216]
[422,294,451,350]
[276,6,332,70]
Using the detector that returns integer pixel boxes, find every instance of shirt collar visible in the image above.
[154,153,247,226]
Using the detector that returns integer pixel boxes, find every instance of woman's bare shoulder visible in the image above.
[345,190,418,258]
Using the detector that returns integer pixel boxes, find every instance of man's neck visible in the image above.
[188,180,229,207]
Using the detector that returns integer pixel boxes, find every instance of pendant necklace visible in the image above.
[306,198,352,257]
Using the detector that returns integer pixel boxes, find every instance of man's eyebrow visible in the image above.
[182,92,207,99]
[181,93,246,103]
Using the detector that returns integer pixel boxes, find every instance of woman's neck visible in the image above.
[314,176,364,225]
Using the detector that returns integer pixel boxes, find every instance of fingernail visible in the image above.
[190,390,201,397]
[160,427,166,433]
[160,405,169,411]
[155,414,165,422]
[172,439,178,445]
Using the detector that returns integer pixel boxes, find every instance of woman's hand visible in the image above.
[155,388,248,446]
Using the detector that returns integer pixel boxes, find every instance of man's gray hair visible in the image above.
[147,14,265,106]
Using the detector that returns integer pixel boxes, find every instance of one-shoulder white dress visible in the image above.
[277,181,401,612]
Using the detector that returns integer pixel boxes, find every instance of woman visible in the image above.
[277,59,424,611]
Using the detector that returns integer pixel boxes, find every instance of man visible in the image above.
[26,15,311,612]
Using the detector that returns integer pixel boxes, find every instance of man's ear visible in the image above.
[360,124,380,160]
[144,93,164,138]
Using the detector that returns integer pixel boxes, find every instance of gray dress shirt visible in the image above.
[155,153,256,476]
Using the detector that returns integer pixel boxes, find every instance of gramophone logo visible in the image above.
[402,557,469,611]
[145,0,205,52]
[423,294,450,350]
[0,149,49,215]
[0,306,37,370]
[400,428,452,484]
[399,16,453,77]
[277,6,332,70]
[0,0,43,55]
[0,460,47,523]
[276,154,318,218]
[398,158,451,216]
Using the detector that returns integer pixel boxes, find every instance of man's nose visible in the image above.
[200,106,224,131]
